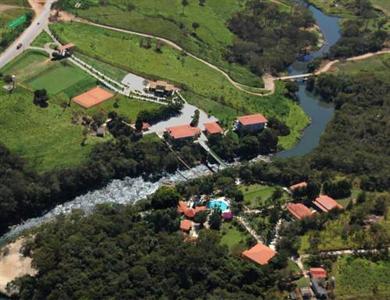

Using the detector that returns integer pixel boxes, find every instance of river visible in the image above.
[0,3,341,244]
[277,3,340,158]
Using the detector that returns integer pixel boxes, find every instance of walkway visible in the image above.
[236,216,264,244]
[197,133,227,168]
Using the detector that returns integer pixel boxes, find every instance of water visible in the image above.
[277,3,340,158]
[207,199,230,212]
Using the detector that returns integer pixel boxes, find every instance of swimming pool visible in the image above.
[207,199,229,212]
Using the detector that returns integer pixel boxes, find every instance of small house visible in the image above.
[287,203,314,220]
[242,243,276,266]
[147,80,177,96]
[165,124,201,142]
[235,113,268,133]
[289,181,307,192]
[309,267,327,279]
[180,220,192,233]
[313,195,343,213]
[57,43,75,57]
[203,122,223,136]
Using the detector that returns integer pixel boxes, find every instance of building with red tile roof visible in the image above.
[166,125,201,140]
[289,181,307,191]
[178,201,207,218]
[203,122,223,135]
[242,243,276,266]
[236,114,268,133]
[313,195,343,212]
[309,267,327,279]
[180,220,192,232]
[287,203,313,220]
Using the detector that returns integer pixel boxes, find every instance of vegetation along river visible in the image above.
[0,3,341,243]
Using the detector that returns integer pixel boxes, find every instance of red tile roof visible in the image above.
[204,122,223,135]
[309,267,327,279]
[238,114,268,126]
[313,195,343,212]
[58,43,75,51]
[287,203,313,220]
[242,243,276,265]
[180,220,192,232]
[194,206,207,214]
[177,201,205,218]
[289,181,308,191]
[166,125,201,140]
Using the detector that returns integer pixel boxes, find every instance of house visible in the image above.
[131,122,151,132]
[177,201,207,218]
[180,220,192,233]
[57,43,75,57]
[147,80,177,96]
[165,125,201,141]
[309,267,327,279]
[313,195,343,213]
[289,181,307,192]
[242,243,276,266]
[235,113,268,133]
[203,122,223,136]
[287,203,314,220]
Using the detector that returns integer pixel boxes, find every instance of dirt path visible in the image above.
[27,0,44,15]
[0,238,37,295]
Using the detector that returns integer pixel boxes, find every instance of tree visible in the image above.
[181,0,189,14]
[150,187,180,209]
[192,22,200,31]
[199,0,206,6]
[190,109,200,127]
[33,89,49,107]
[209,209,221,230]
[258,129,278,154]
[193,210,208,226]
[135,117,143,131]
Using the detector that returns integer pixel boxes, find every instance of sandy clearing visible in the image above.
[0,238,37,295]
[0,4,20,13]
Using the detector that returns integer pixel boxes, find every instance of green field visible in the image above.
[0,7,31,40]
[64,0,262,86]
[371,0,390,15]
[0,51,160,171]
[220,222,251,254]
[333,256,390,299]
[240,184,281,208]
[51,22,310,150]
[31,31,53,48]
[334,54,390,84]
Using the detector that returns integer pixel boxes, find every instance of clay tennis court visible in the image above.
[72,86,114,109]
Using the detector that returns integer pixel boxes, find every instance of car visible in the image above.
[16,43,23,50]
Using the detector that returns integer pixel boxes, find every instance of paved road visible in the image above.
[0,0,57,69]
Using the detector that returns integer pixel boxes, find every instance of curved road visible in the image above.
[0,0,57,69]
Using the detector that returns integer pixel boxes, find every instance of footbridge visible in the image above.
[275,73,315,81]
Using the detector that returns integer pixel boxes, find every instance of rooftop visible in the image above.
[166,125,201,140]
[180,220,192,232]
[242,243,276,265]
[58,43,75,51]
[287,203,313,220]
[238,114,268,126]
[309,267,327,279]
[289,181,307,191]
[72,87,114,109]
[203,122,223,135]
[313,195,343,212]
[148,80,176,92]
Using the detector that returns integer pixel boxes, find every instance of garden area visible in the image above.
[219,221,253,254]
[240,183,287,209]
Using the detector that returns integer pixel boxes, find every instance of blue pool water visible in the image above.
[207,199,229,211]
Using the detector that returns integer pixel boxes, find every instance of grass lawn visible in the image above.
[0,87,99,172]
[371,0,390,15]
[240,184,279,208]
[294,276,310,289]
[333,54,390,85]
[220,222,251,254]
[51,22,310,150]
[0,51,159,172]
[31,31,53,48]
[0,0,29,6]
[333,256,390,299]
[0,7,31,49]
[65,0,262,87]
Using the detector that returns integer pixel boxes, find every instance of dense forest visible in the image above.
[227,0,317,75]
[10,204,293,299]
[308,72,390,190]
